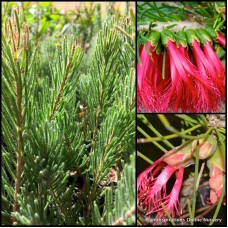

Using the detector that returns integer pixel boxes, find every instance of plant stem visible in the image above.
[49,183,66,217]
[91,68,105,147]
[137,21,206,32]
[137,126,168,153]
[87,132,114,222]
[157,114,213,140]
[137,151,153,164]
[112,207,135,225]
[196,162,205,190]
[175,114,200,124]
[138,114,174,148]
[190,141,200,225]
[12,66,23,224]
[137,123,205,141]
[49,42,76,121]
[115,25,133,41]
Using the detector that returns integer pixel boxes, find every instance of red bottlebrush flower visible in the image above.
[137,42,157,112]
[137,158,163,193]
[137,42,168,112]
[216,32,225,47]
[191,39,225,106]
[203,42,225,101]
[137,144,194,223]
[137,160,184,224]
[148,167,184,221]
[137,30,171,112]
[165,40,216,112]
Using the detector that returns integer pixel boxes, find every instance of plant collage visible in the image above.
[1,1,226,227]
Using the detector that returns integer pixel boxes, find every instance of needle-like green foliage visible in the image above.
[2,6,135,226]
[92,155,135,225]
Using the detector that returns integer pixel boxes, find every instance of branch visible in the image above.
[12,86,23,224]
[12,15,23,224]
[137,21,207,32]
[114,25,133,41]
[48,42,76,121]
[49,183,66,217]
[113,207,135,225]
[91,74,104,146]
[87,131,114,219]
[160,2,205,21]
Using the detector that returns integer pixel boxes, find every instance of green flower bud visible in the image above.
[185,29,200,45]
[162,140,195,169]
[176,30,187,47]
[207,146,225,172]
[161,30,175,47]
[191,135,217,160]
[204,26,218,40]
[147,30,161,48]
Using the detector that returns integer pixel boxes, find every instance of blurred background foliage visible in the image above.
[2,1,135,78]
[1,1,136,114]
[2,2,134,44]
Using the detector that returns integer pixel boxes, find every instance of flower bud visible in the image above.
[191,135,217,159]
[206,146,225,204]
[162,141,194,169]
[161,30,175,47]
[176,30,187,47]
[204,26,218,40]
[147,30,161,48]
[185,29,200,45]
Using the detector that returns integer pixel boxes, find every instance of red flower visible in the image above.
[149,167,184,220]
[137,160,184,224]
[137,146,194,223]
[137,136,218,223]
[137,42,156,112]
[191,39,225,104]
[165,40,216,112]
[203,41,225,102]
[216,32,225,47]
[137,42,168,112]
[137,29,225,112]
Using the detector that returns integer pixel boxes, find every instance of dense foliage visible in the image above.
[2,3,135,225]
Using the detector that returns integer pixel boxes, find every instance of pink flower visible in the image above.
[137,146,193,223]
[137,42,157,112]
[137,160,184,224]
[137,29,225,113]
[191,39,225,106]
[206,146,225,204]
[137,136,220,223]
[137,42,169,112]
[148,167,184,220]
[216,32,225,47]
[207,166,224,204]
[203,41,225,102]
[164,40,216,112]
